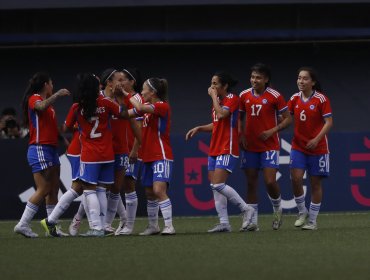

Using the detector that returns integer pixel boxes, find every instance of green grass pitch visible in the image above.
[1,212,369,280]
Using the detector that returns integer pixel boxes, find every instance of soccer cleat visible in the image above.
[79,229,105,237]
[294,212,308,227]
[40,218,60,237]
[139,224,160,236]
[69,217,82,236]
[302,222,318,230]
[14,223,38,238]
[240,223,259,232]
[241,206,255,230]
[272,209,283,230]
[56,224,69,237]
[116,226,133,236]
[207,223,231,233]
[114,220,126,236]
[161,225,176,235]
[104,225,115,236]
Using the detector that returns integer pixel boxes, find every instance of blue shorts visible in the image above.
[141,160,173,187]
[79,161,115,185]
[115,153,129,171]
[208,154,238,173]
[125,159,143,180]
[240,150,279,169]
[27,145,60,173]
[290,149,330,177]
[67,154,80,181]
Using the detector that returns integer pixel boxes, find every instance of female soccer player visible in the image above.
[288,67,333,230]
[115,68,143,236]
[186,72,254,233]
[239,63,292,231]
[14,72,70,238]
[117,78,175,235]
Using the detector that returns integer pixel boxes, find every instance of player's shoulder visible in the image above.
[226,93,238,100]
[239,88,252,98]
[289,92,301,101]
[266,87,282,98]
[313,91,329,103]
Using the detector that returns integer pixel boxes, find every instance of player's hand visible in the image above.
[259,129,273,141]
[208,87,218,98]
[186,127,198,140]
[129,150,138,164]
[306,138,319,150]
[239,134,248,150]
[55,89,71,97]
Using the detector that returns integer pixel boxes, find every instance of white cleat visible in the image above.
[69,217,82,236]
[139,225,160,236]
[272,209,283,230]
[116,226,133,236]
[114,220,126,236]
[240,223,259,232]
[294,212,308,227]
[207,223,231,233]
[104,225,115,236]
[302,222,318,230]
[161,225,176,235]
[241,206,255,230]
[14,223,38,238]
[56,224,69,237]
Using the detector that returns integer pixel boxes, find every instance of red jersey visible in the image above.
[137,101,173,162]
[28,94,58,146]
[239,87,288,152]
[209,93,239,157]
[65,97,121,163]
[288,91,332,155]
[65,103,80,156]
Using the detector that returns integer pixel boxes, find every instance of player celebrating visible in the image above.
[116,78,175,235]
[288,67,333,230]
[186,72,254,233]
[239,63,292,231]
[15,72,70,238]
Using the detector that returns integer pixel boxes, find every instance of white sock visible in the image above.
[81,194,92,228]
[212,183,248,213]
[147,200,159,227]
[105,192,120,227]
[19,201,38,226]
[48,189,79,224]
[125,191,138,228]
[248,204,258,225]
[308,202,321,224]
[84,190,102,230]
[75,201,86,220]
[116,195,127,222]
[159,199,173,227]
[212,185,229,224]
[269,195,282,212]
[294,194,307,214]
[96,186,107,227]
[46,205,55,218]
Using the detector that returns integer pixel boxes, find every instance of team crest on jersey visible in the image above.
[309,105,315,110]
[246,99,250,103]
[262,99,268,104]
[295,105,299,108]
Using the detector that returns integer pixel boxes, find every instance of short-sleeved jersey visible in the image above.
[65,104,80,156]
[65,97,120,163]
[28,94,59,146]
[287,91,332,155]
[239,87,288,152]
[136,101,173,162]
[209,93,239,157]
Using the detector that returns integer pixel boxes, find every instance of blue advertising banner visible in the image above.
[0,132,369,219]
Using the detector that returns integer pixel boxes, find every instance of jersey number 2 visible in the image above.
[90,117,102,138]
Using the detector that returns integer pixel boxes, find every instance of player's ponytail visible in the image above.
[21,72,51,127]
[298,67,323,92]
[76,73,99,121]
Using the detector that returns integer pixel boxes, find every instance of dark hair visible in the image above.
[21,72,51,127]
[214,71,238,92]
[76,73,100,121]
[251,63,271,86]
[146,78,169,102]
[122,68,142,93]
[298,67,323,92]
[1,107,17,117]
[100,68,117,90]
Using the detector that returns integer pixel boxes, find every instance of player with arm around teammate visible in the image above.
[288,67,333,230]
[186,72,254,233]
[239,63,292,231]
[14,72,70,238]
